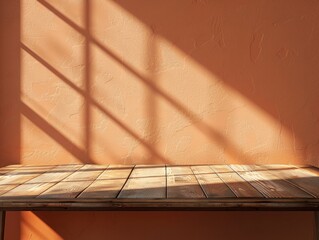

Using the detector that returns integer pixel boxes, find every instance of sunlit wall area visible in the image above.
[20,0,87,164]
[17,0,319,166]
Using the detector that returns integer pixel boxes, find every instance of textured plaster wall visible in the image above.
[1,0,319,239]
[15,0,319,166]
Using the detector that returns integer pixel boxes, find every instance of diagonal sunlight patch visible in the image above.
[107,0,310,165]
[21,212,62,240]
[20,100,87,164]
[20,43,171,164]
[21,0,307,166]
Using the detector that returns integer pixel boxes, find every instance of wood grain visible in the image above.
[0,165,82,198]
[79,165,133,198]
[0,164,317,211]
[211,165,263,198]
[167,166,205,199]
[0,165,22,175]
[0,198,318,211]
[0,165,55,195]
[191,165,235,198]
[118,165,166,199]
[297,166,319,176]
[38,165,107,199]
[231,165,312,198]
[260,165,319,198]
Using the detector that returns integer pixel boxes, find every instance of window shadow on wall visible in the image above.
[19,0,319,166]
[20,0,255,165]
[113,0,319,166]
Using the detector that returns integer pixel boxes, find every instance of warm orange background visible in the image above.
[1,0,319,239]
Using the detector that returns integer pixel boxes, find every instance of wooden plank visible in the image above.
[0,198,318,211]
[260,165,319,198]
[297,166,319,176]
[258,164,297,170]
[38,164,107,199]
[118,165,166,199]
[0,165,82,199]
[191,165,236,198]
[0,165,22,175]
[0,165,55,195]
[0,164,317,210]
[0,211,5,240]
[231,165,312,198]
[211,165,263,198]
[79,165,133,199]
[167,166,205,199]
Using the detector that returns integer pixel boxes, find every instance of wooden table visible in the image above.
[0,164,318,239]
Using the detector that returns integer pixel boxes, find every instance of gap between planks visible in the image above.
[230,165,314,199]
[0,164,318,202]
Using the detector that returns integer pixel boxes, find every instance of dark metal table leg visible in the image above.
[316,211,319,240]
[0,211,5,240]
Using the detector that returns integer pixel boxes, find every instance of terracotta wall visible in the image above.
[3,0,319,166]
[1,0,319,239]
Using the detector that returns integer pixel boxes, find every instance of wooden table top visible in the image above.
[0,164,318,211]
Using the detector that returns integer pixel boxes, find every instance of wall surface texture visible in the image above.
[1,0,319,239]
